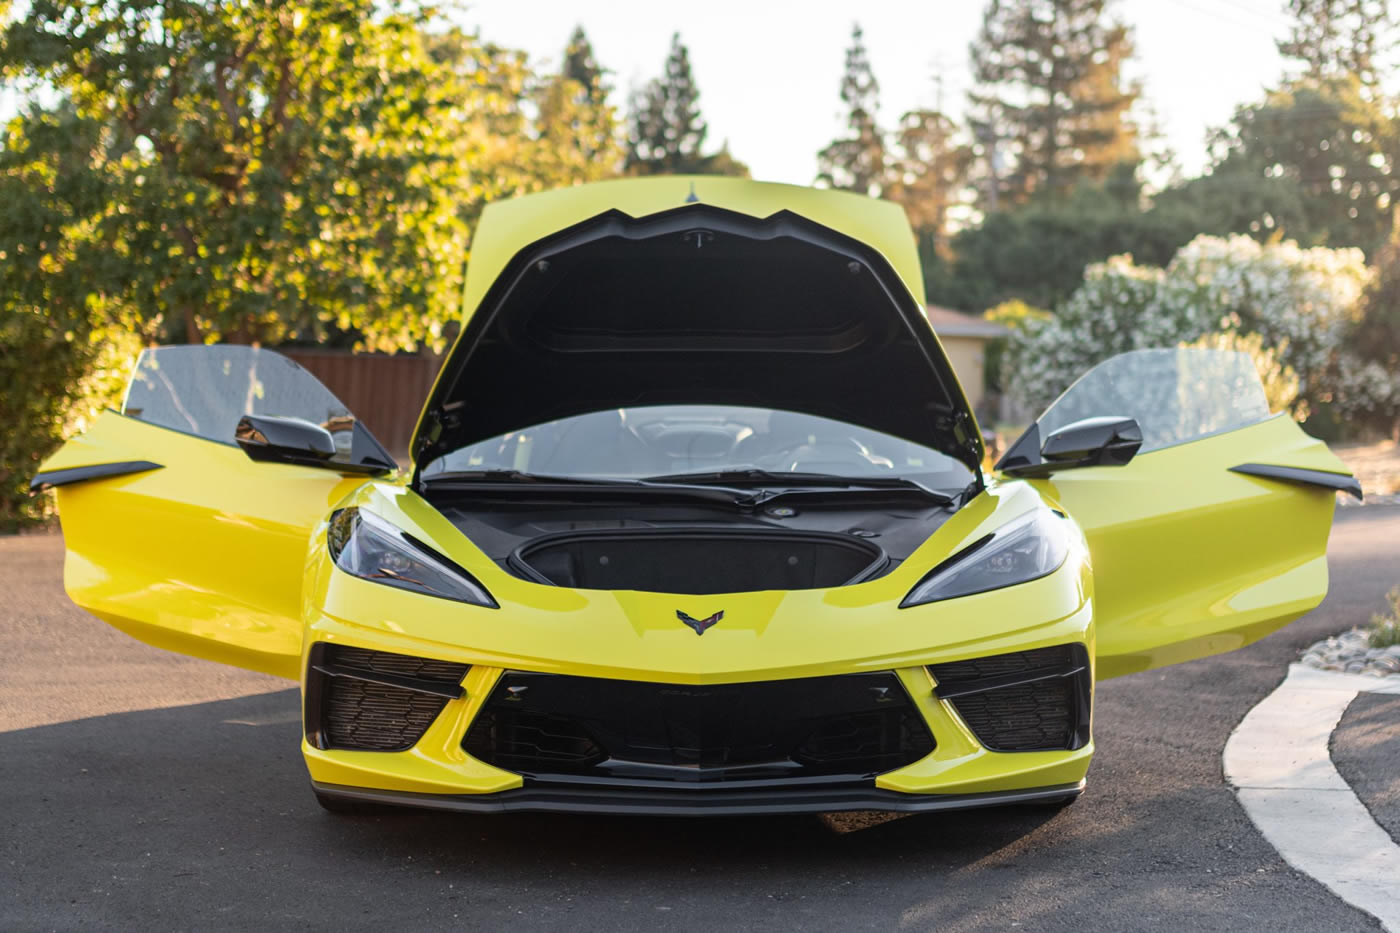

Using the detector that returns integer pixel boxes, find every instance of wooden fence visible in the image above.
[281,349,442,458]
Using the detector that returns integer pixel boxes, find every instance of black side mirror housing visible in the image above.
[998,416,1143,478]
[235,414,394,475]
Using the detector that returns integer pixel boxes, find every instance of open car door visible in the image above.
[997,349,1359,680]
[34,346,396,680]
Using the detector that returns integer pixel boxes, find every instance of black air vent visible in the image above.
[929,644,1090,752]
[305,644,469,752]
[462,671,934,784]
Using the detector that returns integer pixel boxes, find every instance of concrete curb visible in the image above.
[1224,664,1400,931]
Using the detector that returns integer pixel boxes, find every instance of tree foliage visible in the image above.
[967,0,1140,208]
[929,166,1196,310]
[817,23,886,196]
[534,26,623,184]
[0,1,526,350]
[1194,77,1400,255]
[1279,0,1395,87]
[625,33,747,177]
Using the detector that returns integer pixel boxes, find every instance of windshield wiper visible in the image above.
[641,469,955,505]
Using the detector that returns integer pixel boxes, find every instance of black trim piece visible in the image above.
[309,779,1086,817]
[311,662,465,700]
[1230,463,1363,500]
[30,460,164,492]
[933,659,1088,700]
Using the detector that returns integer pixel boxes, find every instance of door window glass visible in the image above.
[1036,348,1272,454]
[123,345,357,456]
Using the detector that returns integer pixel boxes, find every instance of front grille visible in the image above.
[305,644,469,752]
[929,644,1090,752]
[463,672,934,784]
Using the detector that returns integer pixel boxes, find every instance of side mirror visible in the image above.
[235,414,394,475]
[999,416,1143,478]
[236,414,337,466]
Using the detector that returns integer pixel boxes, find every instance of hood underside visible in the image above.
[413,188,981,474]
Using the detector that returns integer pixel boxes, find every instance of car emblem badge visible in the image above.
[677,609,723,636]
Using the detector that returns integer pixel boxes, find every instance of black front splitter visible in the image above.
[311,779,1086,817]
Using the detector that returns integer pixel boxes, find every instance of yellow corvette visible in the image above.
[36,177,1360,816]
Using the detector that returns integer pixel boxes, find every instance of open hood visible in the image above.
[412,177,982,475]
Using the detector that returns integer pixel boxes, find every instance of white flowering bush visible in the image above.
[1006,235,1376,419]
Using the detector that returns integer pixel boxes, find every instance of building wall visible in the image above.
[938,336,987,412]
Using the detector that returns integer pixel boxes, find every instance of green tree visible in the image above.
[885,107,972,259]
[625,33,747,176]
[816,23,886,196]
[1172,77,1400,254]
[930,167,1196,311]
[0,0,498,350]
[1279,0,1395,87]
[534,26,622,184]
[967,0,1140,207]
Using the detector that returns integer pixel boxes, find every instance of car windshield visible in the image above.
[422,405,974,488]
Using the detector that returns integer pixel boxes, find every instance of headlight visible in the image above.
[327,507,498,608]
[900,509,1071,607]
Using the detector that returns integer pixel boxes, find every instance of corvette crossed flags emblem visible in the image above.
[676,609,723,635]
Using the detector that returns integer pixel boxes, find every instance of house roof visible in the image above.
[925,305,1009,340]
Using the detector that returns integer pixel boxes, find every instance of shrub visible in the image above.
[1004,234,1379,420]
[1369,587,1400,650]
[0,310,141,532]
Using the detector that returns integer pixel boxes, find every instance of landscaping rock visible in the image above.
[1299,628,1400,679]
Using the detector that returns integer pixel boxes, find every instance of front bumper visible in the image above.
[300,629,1097,813]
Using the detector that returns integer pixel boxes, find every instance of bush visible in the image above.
[0,310,141,532]
[1004,234,1378,419]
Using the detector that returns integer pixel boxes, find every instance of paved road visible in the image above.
[1335,691,1400,843]
[3,507,1399,932]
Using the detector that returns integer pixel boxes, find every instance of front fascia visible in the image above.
[304,481,1088,684]
[299,482,1095,798]
[412,201,983,476]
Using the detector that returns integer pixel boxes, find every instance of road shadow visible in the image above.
[3,686,1380,932]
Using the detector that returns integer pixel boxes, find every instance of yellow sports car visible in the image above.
[35,177,1360,816]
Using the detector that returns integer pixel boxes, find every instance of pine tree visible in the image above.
[536,26,621,182]
[1279,0,1395,87]
[967,0,1140,207]
[626,33,747,176]
[816,24,886,196]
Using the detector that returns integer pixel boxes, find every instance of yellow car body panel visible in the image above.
[49,411,376,680]
[34,176,1355,813]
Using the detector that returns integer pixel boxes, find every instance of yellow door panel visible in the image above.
[49,411,370,678]
[39,345,395,679]
[1030,414,1343,679]
[999,348,1351,680]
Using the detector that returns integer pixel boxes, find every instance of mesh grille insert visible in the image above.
[929,645,1090,753]
[307,645,469,752]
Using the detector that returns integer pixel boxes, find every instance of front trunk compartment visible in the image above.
[508,528,887,594]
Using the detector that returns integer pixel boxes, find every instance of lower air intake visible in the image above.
[305,644,469,752]
[462,671,935,784]
[928,644,1091,752]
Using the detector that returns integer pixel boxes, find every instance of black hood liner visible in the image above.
[414,206,981,474]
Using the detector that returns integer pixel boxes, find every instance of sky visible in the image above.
[458,0,1295,185]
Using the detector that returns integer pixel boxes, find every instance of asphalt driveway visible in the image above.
[3,507,1398,932]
